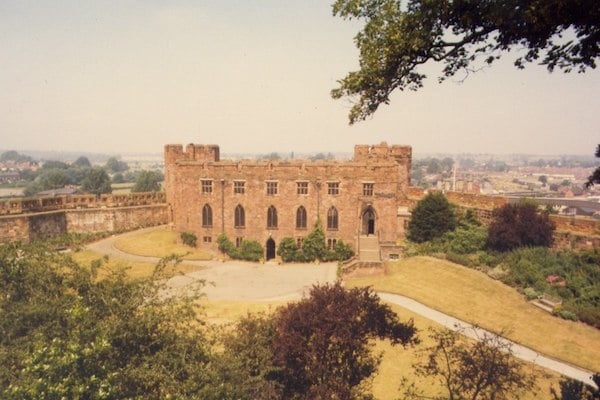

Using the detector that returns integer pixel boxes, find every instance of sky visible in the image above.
[1,1,599,157]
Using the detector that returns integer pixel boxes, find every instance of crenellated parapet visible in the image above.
[164,144,220,165]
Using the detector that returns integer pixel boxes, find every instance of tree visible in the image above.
[487,201,555,251]
[132,170,162,192]
[0,243,216,400]
[331,0,600,123]
[81,167,112,196]
[408,192,457,243]
[71,156,91,168]
[403,327,536,400]
[586,144,600,188]
[0,150,33,163]
[272,283,417,399]
[539,175,548,185]
[214,313,283,399]
[105,156,129,173]
[23,169,70,196]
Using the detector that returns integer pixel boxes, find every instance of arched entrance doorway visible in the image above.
[266,238,276,261]
[361,207,376,235]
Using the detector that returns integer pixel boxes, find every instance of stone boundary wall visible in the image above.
[0,204,168,243]
[403,187,599,250]
[0,192,166,216]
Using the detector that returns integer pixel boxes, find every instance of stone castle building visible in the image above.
[164,142,412,261]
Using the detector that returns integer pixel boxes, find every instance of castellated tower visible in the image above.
[164,142,412,262]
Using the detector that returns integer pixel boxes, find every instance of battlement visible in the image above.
[164,144,220,164]
[353,142,412,164]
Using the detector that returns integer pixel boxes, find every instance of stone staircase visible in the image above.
[359,235,381,263]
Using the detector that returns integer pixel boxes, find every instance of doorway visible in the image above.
[266,238,276,260]
[362,207,376,235]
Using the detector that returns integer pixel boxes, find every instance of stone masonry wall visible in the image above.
[165,143,412,256]
[0,205,168,243]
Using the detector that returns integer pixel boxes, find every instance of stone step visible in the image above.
[530,300,555,313]
[359,249,381,262]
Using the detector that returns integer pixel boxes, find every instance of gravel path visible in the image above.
[86,227,597,388]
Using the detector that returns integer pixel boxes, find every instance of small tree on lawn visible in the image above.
[403,328,536,400]
[408,192,457,243]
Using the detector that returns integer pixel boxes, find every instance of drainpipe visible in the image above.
[220,179,225,233]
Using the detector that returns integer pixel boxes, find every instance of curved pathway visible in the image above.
[86,228,597,388]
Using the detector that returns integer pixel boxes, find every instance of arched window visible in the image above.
[296,206,307,229]
[327,206,338,230]
[234,204,245,228]
[267,205,278,228]
[202,204,213,227]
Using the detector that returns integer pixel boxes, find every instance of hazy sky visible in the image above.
[1,1,599,156]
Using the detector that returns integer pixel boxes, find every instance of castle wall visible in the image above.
[165,143,412,256]
[0,205,168,243]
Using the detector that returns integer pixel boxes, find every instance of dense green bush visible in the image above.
[487,201,555,252]
[180,231,197,247]
[218,233,264,262]
[277,237,299,262]
[408,192,457,243]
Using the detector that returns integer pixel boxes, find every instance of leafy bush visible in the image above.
[441,224,487,255]
[277,237,299,262]
[217,233,235,254]
[408,192,457,243]
[217,233,263,262]
[238,240,264,262]
[302,220,327,261]
[333,239,354,261]
[523,287,539,301]
[180,231,197,247]
[487,201,555,252]
[556,310,579,322]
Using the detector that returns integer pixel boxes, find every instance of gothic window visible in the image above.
[201,179,213,194]
[327,206,338,230]
[327,182,339,195]
[363,183,374,196]
[267,205,278,228]
[266,181,278,196]
[297,181,308,195]
[236,237,243,247]
[233,180,245,194]
[202,204,213,227]
[297,237,304,248]
[296,206,307,229]
[234,204,245,228]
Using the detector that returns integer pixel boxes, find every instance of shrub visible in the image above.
[238,240,264,262]
[180,231,197,248]
[408,192,457,243]
[217,233,235,255]
[556,310,579,322]
[302,220,327,261]
[442,224,487,255]
[523,287,539,301]
[333,239,354,261]
[487,200,555,252]
[277,237,299,262]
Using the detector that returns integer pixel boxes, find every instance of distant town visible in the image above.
[1,149,598,219]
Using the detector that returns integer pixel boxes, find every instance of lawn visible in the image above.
[71,249,204,279]
[345,256,600,373]
[113,226,212,260]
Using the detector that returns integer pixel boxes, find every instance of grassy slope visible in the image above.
[345,256,600,372]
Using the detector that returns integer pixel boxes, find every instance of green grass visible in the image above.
[345,256,600,372]
[113,226,212,260]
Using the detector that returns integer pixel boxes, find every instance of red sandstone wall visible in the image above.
[165,143,413,253]
[0,205,168,243]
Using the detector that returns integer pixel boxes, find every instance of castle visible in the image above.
[164,142,412,261]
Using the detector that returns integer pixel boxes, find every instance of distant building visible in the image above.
[165,143,413,261]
